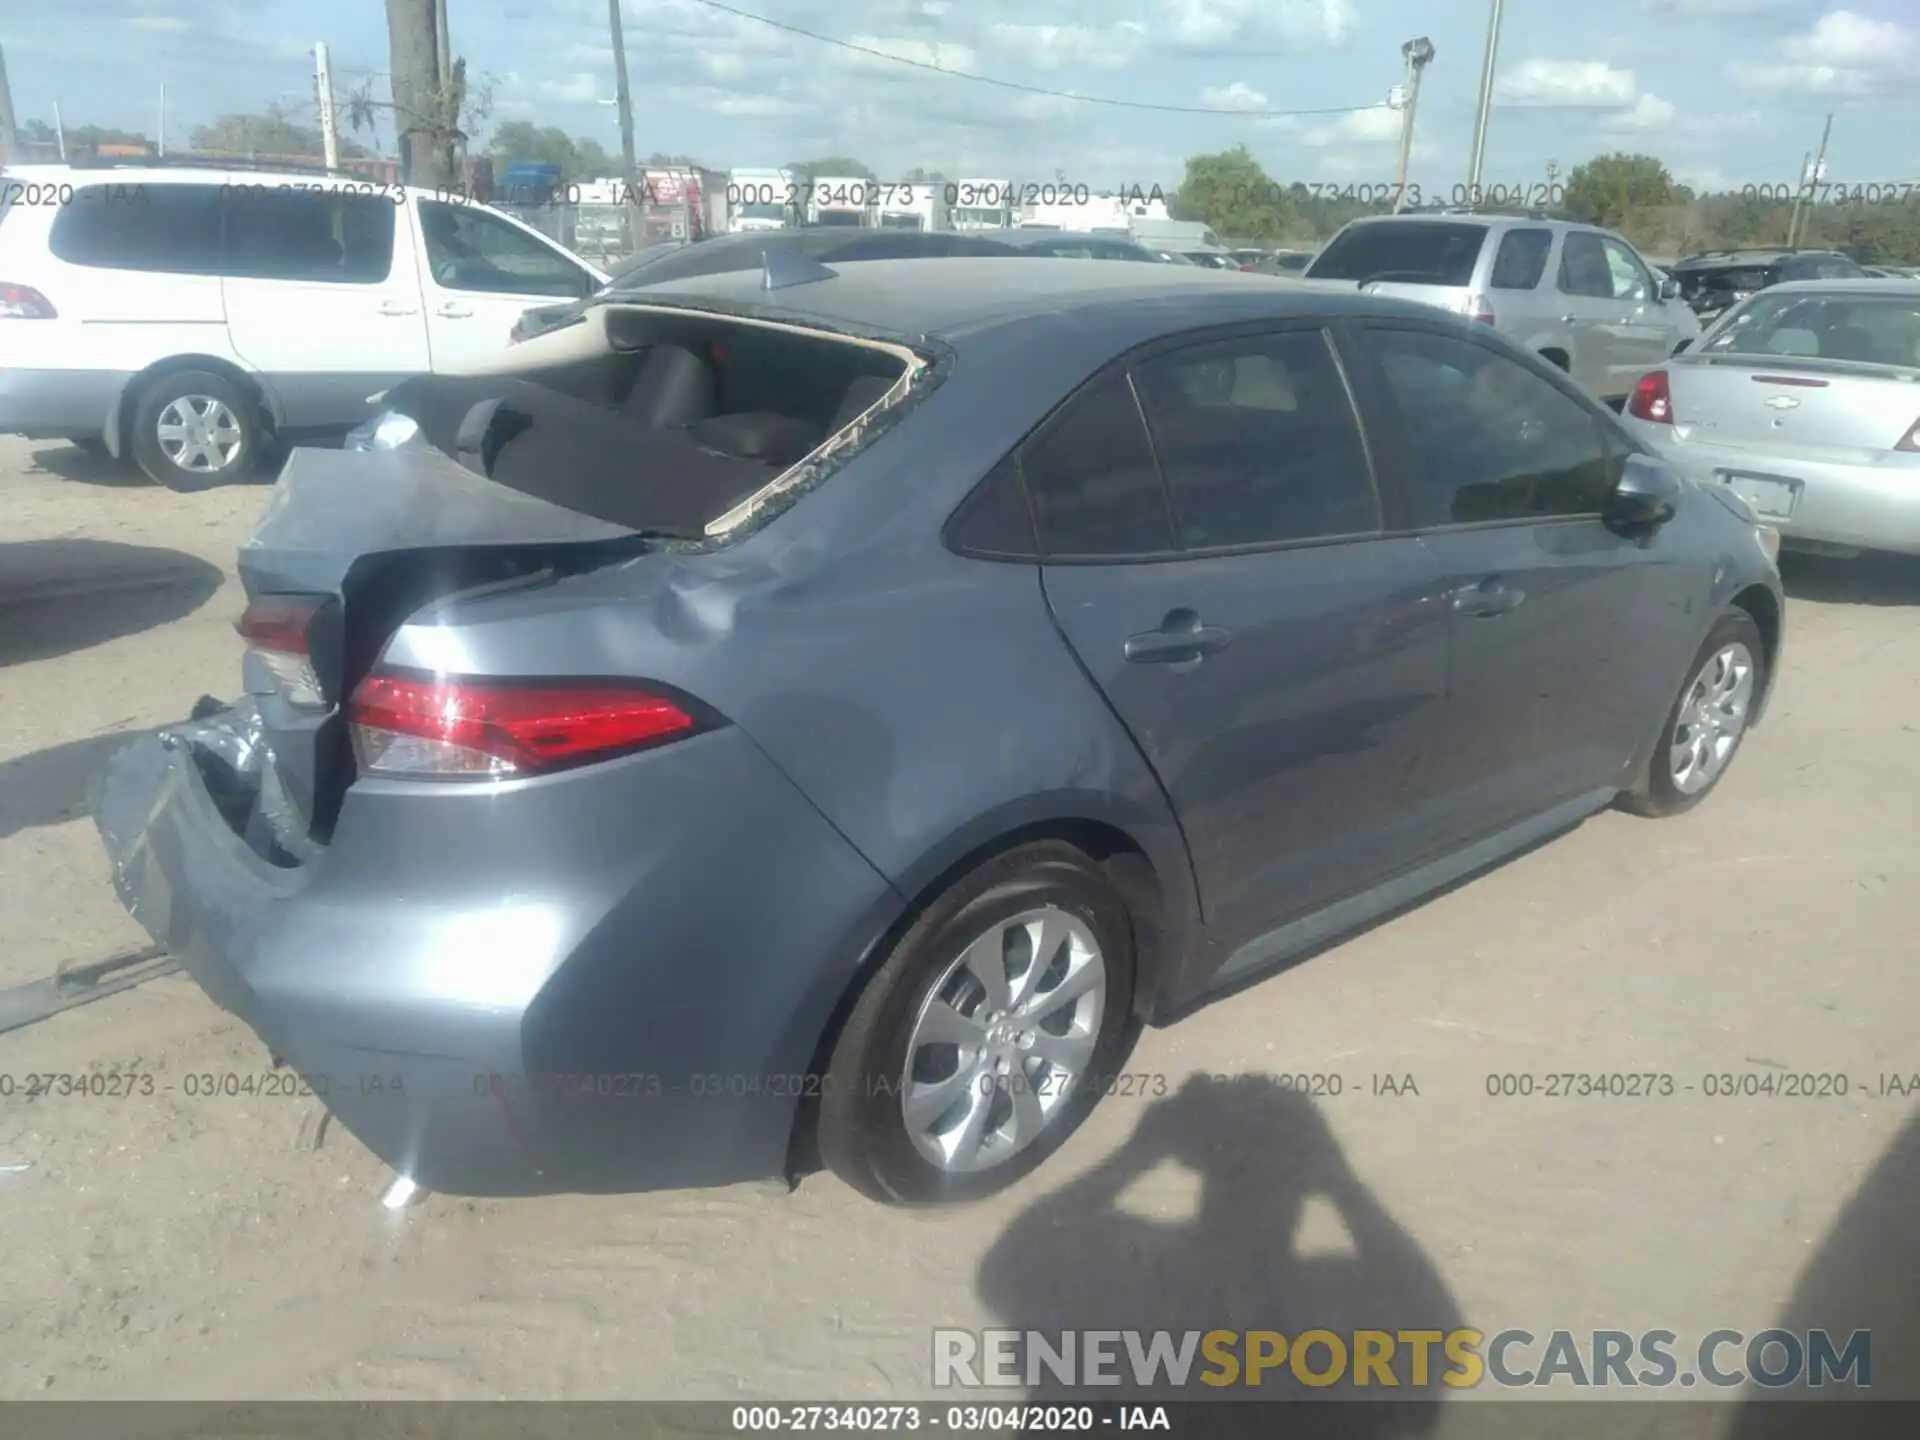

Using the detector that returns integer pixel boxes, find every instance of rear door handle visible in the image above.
[436,302,475,319]
[1450,579,1525,617]
[1124,609,1233,665]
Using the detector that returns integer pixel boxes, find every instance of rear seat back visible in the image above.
[623,343,719,428]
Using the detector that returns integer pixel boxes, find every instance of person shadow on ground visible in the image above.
[975,1073,1465,1438]
[1727,1106,1920,1440]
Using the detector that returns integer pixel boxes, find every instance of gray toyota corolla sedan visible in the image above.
[95,258,1785,1206]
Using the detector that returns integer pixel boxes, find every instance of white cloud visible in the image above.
[987,22,1148,70]
[843,34,981,71]
[1199,81,1270,112]
[1302,106,1403,147]
[537,73,603,104]
[1496,59,1638,106]
[1148,0,1354,52]
[1604,92,1679,131]
[1728,7,1918,93]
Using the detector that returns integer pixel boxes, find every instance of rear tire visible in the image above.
[1618,609,1765,817]
[130,370,266,491]
[817,841,1137,1205]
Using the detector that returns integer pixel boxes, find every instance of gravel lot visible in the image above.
[2,435,1917,1413]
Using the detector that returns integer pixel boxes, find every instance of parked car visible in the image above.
[0,161,607,487]
[1254,250,1315,275]
[508,226,1025,344]
[1230,248,1270,269]
[990,230,1167,263]
[1304,213,1699,406]
[1181,250,1241,270]
[96,257,1782,1206]
[1620,278,1920,556]
[1666,248,1869,325]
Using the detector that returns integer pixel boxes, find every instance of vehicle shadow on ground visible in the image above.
[1778,550,1920,607]
[0,539,223,666]
[1726,1107,1920,1436]
[29,440,288,490]
[0,729,154,841]
[976,1073,1463,1434]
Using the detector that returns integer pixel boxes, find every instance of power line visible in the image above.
[679,0,1391,119]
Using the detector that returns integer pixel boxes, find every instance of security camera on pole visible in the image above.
[1393,36,1435,214]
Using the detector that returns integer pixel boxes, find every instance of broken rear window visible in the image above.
[384,307,920,540]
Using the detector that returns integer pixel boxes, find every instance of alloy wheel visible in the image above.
[1670,641,1756,795]
[156,396,244,473]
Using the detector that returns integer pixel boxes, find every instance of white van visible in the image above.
[0,163,607,487]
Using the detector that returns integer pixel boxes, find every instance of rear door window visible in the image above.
[1361,326,1614,526]
[1556,232,1615,298]
[1599,237,1654,302]
[1131,328,1379,548]
[1305,221,1488,285]
[48,183,224,274]
[223,187,395,283]
[1489,228,1552,290]
[1020,374,1175,557]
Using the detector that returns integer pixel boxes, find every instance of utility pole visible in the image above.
[1465,0,1505,207]
[53,102,66,160]
[1787,113,1833,248]
[0,45,17,165]
[315,43,340,169]
[157,84,167,156]
[1393,36,1435,214]
[607,0,638,247]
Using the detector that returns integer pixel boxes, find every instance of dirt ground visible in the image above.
[2,434,1918,1411]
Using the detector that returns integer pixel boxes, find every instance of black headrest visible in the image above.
[687,412,822,468]
[829,374,894,431]
[623,343,718,428]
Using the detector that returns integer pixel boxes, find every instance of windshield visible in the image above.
[1701,292,1920,366]
[1679,266,1777,301]
[1306,221,1488,284]
[952,207,1006,226]
[878,213,923,230]
[736,202,788,222]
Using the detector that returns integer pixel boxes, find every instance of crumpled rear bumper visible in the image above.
[94,702,903,1196]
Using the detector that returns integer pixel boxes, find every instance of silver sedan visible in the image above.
[1619,279,1920,556]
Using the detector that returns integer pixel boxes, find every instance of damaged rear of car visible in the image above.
[95,293,932,1195]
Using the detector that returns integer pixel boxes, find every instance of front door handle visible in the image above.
[377,300,418,316]
[1450,579,1525,617]
[436,302,475,319]
[1561,313,1578,325]
[1124,608,1233,665]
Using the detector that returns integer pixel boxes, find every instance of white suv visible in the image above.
[0,163,606,488]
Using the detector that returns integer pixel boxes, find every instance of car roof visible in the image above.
[1735,277,1920,298]
[1672,249,1849,267]
[1335,211,1581,232]
[991,229,1148,250]
[625,255,1441,348]
[3,159,450,196]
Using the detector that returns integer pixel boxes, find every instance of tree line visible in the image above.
[1168,146,1920,264]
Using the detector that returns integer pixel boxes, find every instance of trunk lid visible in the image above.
[1666,355,1920,459]
[238,444,656,849]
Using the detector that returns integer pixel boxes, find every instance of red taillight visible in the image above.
[1629,369,1675,424]
[236,595,326,706]
[236,595,322,655]
[1896,416,1920,452]
[0,282,57,319]
[1465,295,1496,325]
[346,671,706,779]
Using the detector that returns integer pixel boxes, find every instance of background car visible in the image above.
[1254,250,1316,275]
[1667,248,1869,324]
[0,160,606,487]
[989,230,1168,263]
[99,257,1782,1210]
[1620,277,1920,556]
[1304,212,1698,406]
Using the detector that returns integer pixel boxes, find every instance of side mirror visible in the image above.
[1659,276,1682,301]
[1604,453,1681,534]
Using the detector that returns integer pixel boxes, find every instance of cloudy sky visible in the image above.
[7,0,1917,194]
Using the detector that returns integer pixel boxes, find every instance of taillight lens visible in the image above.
[236,595,326,707]
[1895,416,1920,452]
[0,282,57,319]
[1629,370,1675,424]
[347,671,707,780]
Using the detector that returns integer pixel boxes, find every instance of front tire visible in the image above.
[129,370,265,490]
[1619,609,1765,817]
[817,841,1137,1205]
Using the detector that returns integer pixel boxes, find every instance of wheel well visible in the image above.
[1538,347,1570,372]
[784,818,1166,1176]
[1730,583,1782,720]
[115,356,275,453]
